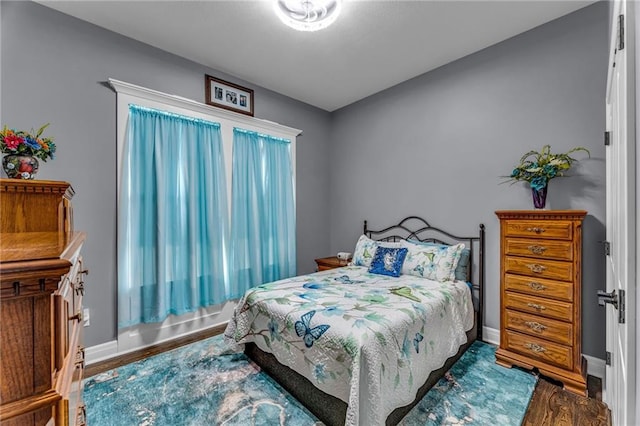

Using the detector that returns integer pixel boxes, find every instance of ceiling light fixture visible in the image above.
[274,0,343,32]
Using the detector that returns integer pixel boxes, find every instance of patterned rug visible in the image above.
[84,336,536,425]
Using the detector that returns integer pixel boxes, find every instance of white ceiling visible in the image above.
[38,0,595,112]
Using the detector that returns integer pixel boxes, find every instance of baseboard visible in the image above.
[482,326,500,346]
[85,301,237,365]
[85,340,118,365]
[583,354,606,380]
[482,326,605,380]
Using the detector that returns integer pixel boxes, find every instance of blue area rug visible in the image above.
[84,336,536,425]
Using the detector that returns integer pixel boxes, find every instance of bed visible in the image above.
[224,216,485,426]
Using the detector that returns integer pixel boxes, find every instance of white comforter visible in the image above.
[224,266,474,426]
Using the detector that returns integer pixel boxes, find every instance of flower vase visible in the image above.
[531,186,548,209]
[2,154,39,179]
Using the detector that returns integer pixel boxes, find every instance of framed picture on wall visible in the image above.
[205,75,254,116]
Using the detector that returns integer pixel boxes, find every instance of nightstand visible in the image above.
[315,256,349,271]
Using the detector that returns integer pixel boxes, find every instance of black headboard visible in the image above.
[364,216,485,341]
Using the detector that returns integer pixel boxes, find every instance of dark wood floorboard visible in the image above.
[522,376,610,426]
[85,331,611,426]
[84,324,226,378]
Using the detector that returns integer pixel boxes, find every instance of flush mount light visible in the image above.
[274,0,343,32]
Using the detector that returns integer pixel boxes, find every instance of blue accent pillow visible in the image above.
[407,239,470,281]
[368,246,408,277]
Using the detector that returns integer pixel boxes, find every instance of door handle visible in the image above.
[598,289,626,324]
[597,289,618,309]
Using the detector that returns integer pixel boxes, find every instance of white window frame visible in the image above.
[109,78,300,357]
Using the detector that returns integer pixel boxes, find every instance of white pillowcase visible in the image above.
[400,239,464,282]
[351,234,401,267]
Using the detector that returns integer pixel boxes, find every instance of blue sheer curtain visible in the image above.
[118,105,229,327]
[229,128,296,298]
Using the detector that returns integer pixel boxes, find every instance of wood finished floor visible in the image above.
[86,333,611,426]
[523,375,610,426]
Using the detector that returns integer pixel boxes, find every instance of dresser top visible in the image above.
[495,210,587,220]
[0,178,74,198]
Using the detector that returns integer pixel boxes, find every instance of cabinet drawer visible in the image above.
[505,309,573,345]
[504,220,572,240]
[504,274,573,302]
[504,292,573,322]
[505,256,573,282]
[504,238,573,261]
[503,330,573,370]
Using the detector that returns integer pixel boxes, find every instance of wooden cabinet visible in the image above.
[0,179,87,425]
[495,210,587,396]
[314,256,349,271]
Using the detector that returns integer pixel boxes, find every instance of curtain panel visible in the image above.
[118,105,229,327]
[229,128,296,298]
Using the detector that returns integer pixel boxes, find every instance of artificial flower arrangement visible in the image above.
[504,145,590,190]
[503,145,590,209]
[1,124,56,179]
[0,124,57,160]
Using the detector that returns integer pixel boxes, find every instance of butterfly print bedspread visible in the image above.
[224,266,474,426]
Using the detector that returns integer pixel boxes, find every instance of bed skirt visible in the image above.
[245,321,478,426]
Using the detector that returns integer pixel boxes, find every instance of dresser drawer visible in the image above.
[504,274,573,302]
[503,330,573,370]
[504,292,573,322]
[505,256,573,282]
[504,220,572,240]
[504,238,573,261]
[505,309,573,345]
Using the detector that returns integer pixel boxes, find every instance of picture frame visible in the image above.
[205,74,254,116]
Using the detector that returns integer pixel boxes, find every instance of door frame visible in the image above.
[604,1,637,424]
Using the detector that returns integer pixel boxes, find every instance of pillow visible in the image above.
[368,246,408,277]
[352,234,401,267]
[407,239,471,281]
[401,239,464,282]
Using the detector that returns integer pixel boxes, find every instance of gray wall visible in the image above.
[329,2,608,358]
[0,1,332,347]
[2,1,609,358]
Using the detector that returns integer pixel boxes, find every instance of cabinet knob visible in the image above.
[69,311,83,322]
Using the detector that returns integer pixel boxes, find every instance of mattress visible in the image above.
[224,265,474,426]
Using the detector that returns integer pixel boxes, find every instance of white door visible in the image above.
[604,1,636,425]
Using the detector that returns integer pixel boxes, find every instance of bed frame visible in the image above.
[245,216,485,425]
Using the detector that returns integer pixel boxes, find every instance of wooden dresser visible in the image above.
[495,210,587,396]
[0,179,88,425]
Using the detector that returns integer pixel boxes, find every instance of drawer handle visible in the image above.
[75,346,86,368]
[526,227,546,234]
[75,281,85,296]
[77,404,87,426]
[524,342,547,353]
[526,264,547,273]
[524,321,548,332]
[69,311,83,322]
[528,282,546,291]
[527,245,547,255]
[527,302,546,311]
[80,269,90,276]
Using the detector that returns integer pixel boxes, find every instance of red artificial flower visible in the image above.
[18,160,32,173]
[3,134,24,150]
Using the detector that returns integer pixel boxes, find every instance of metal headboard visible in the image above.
[364,216,485,341]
